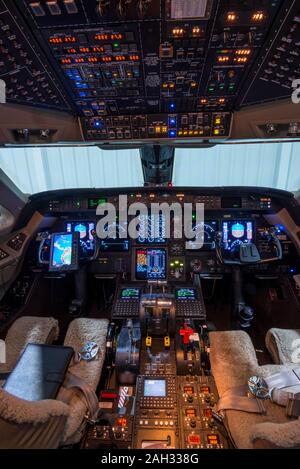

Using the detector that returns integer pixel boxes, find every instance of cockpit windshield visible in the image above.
[0,141,299,194]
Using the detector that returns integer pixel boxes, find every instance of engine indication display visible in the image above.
[136,248,167,280]
[222,220,254,251]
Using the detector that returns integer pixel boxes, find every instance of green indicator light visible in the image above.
[113,42,119,48]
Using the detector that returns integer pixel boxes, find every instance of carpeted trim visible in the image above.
[0,389,69,425]
[266,328,300,365]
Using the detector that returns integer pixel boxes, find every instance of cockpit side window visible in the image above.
[0,204,15,236]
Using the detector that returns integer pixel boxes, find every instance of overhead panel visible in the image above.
[1,1,299,142]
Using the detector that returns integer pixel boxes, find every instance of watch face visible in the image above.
[79,341,99,361]
[248,376,269,400]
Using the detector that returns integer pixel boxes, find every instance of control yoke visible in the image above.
[216,227,282,266]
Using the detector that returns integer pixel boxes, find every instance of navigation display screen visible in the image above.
[121,288,140,299]
[66,221,95,256]
[137,213,167,244]
[136,248,167,280]
[99,220,129,252]
[144,379,166,397]
[49,233,78,271]
[186,220,217,251]
[222,220,254,251]
[176,288,196,300]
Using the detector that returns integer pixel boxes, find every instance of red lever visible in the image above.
[179,322,194,345]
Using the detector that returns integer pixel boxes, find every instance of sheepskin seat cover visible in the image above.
[59,317,109,445]
[0,388,69,425]
[0,388,69,449]
[265,328,300,365]
[209,330,300,449]
[0,316,59,374]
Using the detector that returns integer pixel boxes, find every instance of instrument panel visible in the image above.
[29,187,298,279]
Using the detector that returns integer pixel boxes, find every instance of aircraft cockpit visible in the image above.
[0,0,300,454]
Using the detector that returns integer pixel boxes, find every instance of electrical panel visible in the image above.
[241,1,300,106]
[83,111,232,141]
[0,0,70,110]
[1,1,299,140]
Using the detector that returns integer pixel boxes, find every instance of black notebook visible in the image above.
[4,343,74,401]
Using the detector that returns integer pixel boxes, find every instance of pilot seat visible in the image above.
[209,330,300,449]
[0,317,108,449]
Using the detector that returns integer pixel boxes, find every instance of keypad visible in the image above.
[176,299,206,318]
[7,232,27,251]
[114,299,139,317]
[0,248,9,261]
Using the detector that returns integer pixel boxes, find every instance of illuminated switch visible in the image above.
[188,434,201,445]
[252,11,265,22]
[64,0,78,14]
[227,12,237,22]
[192,26,201,37]
[46,1,61,15]
[29,2,45,16]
